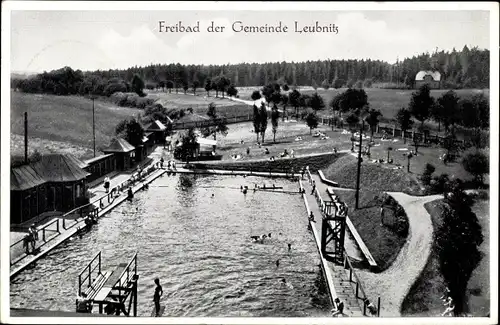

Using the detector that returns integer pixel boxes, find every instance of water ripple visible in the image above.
[10,175,331,317]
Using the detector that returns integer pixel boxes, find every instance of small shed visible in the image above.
[415,71,441,89]
[196,137,217,157]
[144,119,171,144]
[102,138,135,170]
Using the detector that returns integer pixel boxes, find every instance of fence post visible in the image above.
[363,301,367,316]
[56,219,60,233]
[355,282,359,298]
[42,229,46,242]
[349,267,352,282]
[377,296,381,317]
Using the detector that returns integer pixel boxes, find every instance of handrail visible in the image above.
[10,161,160,268]
[78,251,102,297]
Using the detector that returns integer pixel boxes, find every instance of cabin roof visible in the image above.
[102,137,135,153]
[11,164,46,191]
[32,154,90,182]
[144,120,168,131]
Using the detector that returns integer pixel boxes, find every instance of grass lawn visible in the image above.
[237,86,489,122]
[334,190,408,272]
[10,91,141,157]
[402,197,490,316]
[466,199,490,316]
[401,199,447,316]
[322,153,423,195]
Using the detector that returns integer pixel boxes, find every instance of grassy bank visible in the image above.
[402,197,490,316]
[401,199,447,316]
[10,91,140,153]
[334,190,408,272]
[192,152,343,173]
[322,154,423,195]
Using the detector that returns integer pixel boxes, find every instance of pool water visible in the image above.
[10,174,331,317]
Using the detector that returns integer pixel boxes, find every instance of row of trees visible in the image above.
[12,45,489,97]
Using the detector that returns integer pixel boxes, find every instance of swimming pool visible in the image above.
[10,174,331,317]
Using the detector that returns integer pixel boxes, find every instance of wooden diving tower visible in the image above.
[321,200,347,265]
[76,251,139,316]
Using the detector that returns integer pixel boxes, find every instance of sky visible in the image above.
[10,9,491,73]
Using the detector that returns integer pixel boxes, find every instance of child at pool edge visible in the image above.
[153,278,163,317]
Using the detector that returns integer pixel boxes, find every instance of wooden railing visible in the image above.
[78,251,102,297]
[343,250,381,317]
[10,161,161,268]
[304,169,381,316]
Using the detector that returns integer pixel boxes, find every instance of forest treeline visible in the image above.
[11,45,489,97]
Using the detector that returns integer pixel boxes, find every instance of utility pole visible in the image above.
[92,95,96,157]
[355,119,365,209]
[24,112,28,164]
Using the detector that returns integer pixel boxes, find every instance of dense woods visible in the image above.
[11,46,489,97]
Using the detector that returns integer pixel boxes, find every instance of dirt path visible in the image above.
[353,192,442,316]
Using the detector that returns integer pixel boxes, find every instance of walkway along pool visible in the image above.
[10,174,332,317]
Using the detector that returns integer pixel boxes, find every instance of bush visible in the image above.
[429,173,450,194]
[421,163,436,186]
[462,150,489,184]
[363,78,373,88]
[346,79,355,88]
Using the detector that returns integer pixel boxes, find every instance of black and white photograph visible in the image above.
[1,2,498,323]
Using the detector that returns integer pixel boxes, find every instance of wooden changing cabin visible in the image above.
[10,154,90,225]
[102,138,135,171]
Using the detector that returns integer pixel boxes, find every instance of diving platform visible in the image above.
[76,251,138,317]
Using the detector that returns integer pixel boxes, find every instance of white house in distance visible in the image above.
[415,71,441,89]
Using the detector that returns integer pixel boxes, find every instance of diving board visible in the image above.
[93,262,129,302]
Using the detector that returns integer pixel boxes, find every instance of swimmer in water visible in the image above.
[288,243,292,251]
[268,233,271,238]
[212,194,215,198]
[276,259,280,268]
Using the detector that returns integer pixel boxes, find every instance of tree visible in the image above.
[283,84,290,91]
[459,93,489,147]
[131,74,145,96]
[289,89,301,117]
[321,79,330,90]
[396,107,414,144]
[309,92,325,111]
[345,112,359,135]
[158,80,165,92]
[183,83,189,94]
[409,84,434,130]
[166,80,174,93]
[115,118,144,147]
[252,104,261,142]
[207,102,217,119]
[365,108,382,141]
[192,80,200,95]
[204,78,212,96]
[332,78,345,89]
[251,90,262,104]
[226,84,238,97]
[435,90,459,132]
[305,112,319,134]
[270,92,282,108]
[338,88,368,114]
[311,79,318,90]
[259,103,268,143]
[216,75,231,98]
[271,106,279,143]
[175,127,198,161]
[462,150,489,184]
[281,94,289,121]
[421,163,436,186]
[435,182,483,315]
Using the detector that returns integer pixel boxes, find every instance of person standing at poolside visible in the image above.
[104,176,110,193]
[153,278,163,317]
